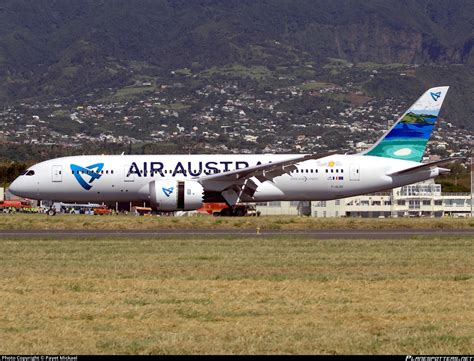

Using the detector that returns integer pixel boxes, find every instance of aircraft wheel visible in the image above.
[221,208,232,217]
[235,208,245,217]
[47,208,56,216]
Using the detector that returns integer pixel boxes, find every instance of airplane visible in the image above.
[9,86,459,215]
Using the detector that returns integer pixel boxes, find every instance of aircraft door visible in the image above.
[349,164,360,181]
[52,165,62,182]
[124,164,135,182]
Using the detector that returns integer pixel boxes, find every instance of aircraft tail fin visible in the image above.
[363,86,449,162]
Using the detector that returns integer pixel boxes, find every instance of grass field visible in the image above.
[0,213,472,231]
[198,64,273,80]
[300,81,333,91]
[0,234,472,354]
[112,86,155,100]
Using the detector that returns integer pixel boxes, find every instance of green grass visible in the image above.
[198,64,273,80]
[0,214,472,231]
[112,86,155,100]
[154,103,191,111]
[299,81,333,91]
[0,235,472,354]
[354,62,408,70]
[174,68,192,76]
[326,58,352,65]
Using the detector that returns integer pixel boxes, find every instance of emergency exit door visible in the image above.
[350,164,360,181]
[52,165,62,182]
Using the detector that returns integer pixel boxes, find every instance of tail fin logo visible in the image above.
[162,187,174,197]
[363,86,449,162]
[70,163,104,190]
[430,91,441,101]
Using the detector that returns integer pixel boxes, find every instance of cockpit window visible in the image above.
[24,170,35,176]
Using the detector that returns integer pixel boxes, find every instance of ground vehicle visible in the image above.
[133,206,153,216]
[0,200,37,213]
[197,203,260,217]
[49,202,103,215]
[93,206,112,215]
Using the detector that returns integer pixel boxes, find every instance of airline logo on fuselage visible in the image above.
[162,187,174,197]
[70,163,104,190]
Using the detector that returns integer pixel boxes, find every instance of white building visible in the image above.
[256,180,473,218]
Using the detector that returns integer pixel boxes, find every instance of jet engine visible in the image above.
[148,179,204,211]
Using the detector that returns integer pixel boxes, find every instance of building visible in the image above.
[256,180,473,218]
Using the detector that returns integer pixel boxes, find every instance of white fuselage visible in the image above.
[9,154,439,204]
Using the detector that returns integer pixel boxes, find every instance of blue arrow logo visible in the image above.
[70,163,104,190]
[430,91,441,101]
[162,187,174,197]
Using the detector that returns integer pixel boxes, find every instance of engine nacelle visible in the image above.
[149,179,204,211]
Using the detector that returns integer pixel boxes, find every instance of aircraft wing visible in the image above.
[197,152,336,184]
[387,157,464,176]
[196,152,336,205]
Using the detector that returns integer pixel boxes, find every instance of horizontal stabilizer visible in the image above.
[387,157,464,176]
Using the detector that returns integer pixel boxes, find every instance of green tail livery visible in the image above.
[364,86,449,162]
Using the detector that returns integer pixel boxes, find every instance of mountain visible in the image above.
[0,0,472,127]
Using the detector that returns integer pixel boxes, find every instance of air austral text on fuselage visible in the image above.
[9,86,459,212]
[128,159,266,177]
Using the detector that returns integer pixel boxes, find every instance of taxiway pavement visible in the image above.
[0,229,472,239]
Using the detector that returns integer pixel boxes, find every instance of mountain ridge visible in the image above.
[0,0,472,130]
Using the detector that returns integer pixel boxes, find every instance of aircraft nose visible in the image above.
[8,177,25,197]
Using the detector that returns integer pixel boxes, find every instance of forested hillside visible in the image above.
[0,0,472,102]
